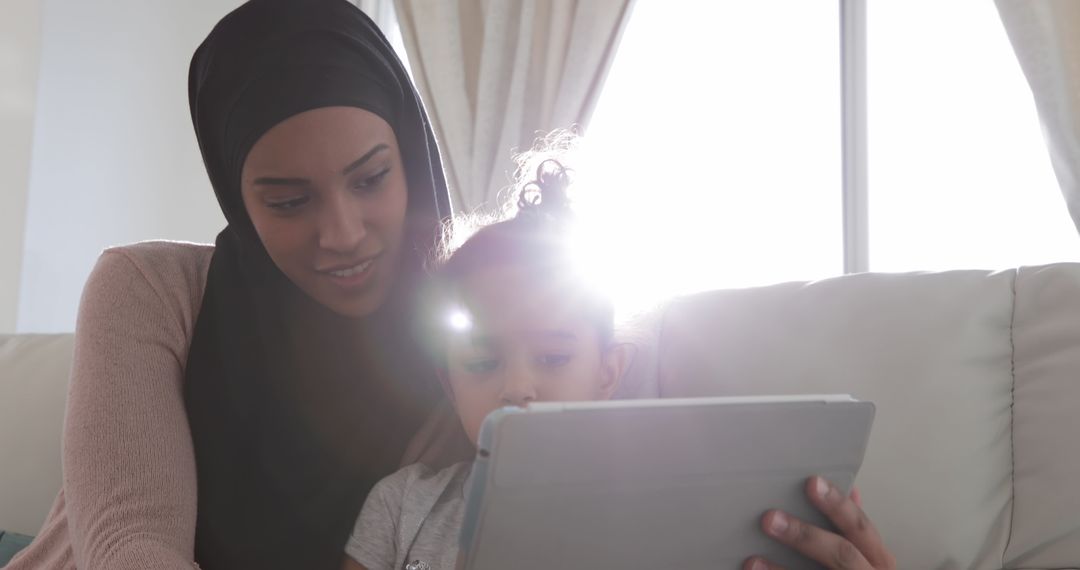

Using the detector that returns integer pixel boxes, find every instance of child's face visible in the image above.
[445,264,625,445]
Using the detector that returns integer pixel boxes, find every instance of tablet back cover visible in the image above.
[461,397,875,570]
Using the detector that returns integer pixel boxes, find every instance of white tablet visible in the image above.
[459,395,875,570]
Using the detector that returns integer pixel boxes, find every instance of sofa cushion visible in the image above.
[1006,263,1080,568]
[655,270,1017,569]
[0,334,73,536]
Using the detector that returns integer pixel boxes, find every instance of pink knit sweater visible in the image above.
[3,241,472,570]
[1,235,658,569]
[5,241,213,569]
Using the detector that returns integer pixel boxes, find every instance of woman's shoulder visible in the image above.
[98,240,214,304]
[84,240,215,345]
[102,240,215,277]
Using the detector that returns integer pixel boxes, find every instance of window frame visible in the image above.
[840,0,869,273]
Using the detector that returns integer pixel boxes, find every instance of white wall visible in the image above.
[16,0,242,333]
[0,0,42,333]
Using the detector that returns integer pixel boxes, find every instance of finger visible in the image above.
[742,556,783,570]
[849,486,862,508]
[761,509,872,570]
[807,477,892,567]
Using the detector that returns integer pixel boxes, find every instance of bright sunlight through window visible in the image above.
[868,0,1079,272]
[577,1,842,318]
[578,0,1079,319]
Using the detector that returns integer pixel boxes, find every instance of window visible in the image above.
[867,0,1079,272]
[577,1,842,316]
[580,0,1079,316]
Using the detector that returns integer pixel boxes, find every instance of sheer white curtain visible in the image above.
[997,0,1080,234]
[355,0,397,37]
[394,0,633,212]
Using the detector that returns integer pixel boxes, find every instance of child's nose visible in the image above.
[498,370,538,407]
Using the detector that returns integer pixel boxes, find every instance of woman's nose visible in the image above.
[318,192,367,252]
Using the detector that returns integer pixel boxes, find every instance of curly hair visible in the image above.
[429,133,613,346]
[431,129,581,269]
[437,158,576,278]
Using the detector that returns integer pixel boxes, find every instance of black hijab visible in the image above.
[184,1,451,568]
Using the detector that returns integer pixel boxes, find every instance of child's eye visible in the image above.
[463,359,498,374]
[537,354,572,367]
[266,196,310,211]
[352,168,391,192]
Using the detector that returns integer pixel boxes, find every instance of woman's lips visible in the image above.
[320,256,378,289]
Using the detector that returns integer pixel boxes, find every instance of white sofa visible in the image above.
[0,334,72,538]
[3,264,1079,569]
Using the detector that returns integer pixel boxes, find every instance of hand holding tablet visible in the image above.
[746,474,894,570]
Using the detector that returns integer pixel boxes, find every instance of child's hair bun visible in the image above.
[515,159,574,224]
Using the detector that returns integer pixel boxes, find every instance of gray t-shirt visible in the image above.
[345,462,471,570]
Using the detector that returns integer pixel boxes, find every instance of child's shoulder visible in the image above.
[403,461,472,487]
[375,461,472,498]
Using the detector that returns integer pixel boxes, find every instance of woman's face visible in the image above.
[241,106,409,317]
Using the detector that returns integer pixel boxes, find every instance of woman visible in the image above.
[4,1,894,569]
[8,1,448,568]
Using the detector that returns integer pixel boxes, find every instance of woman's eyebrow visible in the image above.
[252,144,390,187]
[342,143,390,175]
[253,176,310,187]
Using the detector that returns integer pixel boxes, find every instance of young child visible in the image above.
[342,159,630,570]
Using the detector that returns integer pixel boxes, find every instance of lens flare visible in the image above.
[448,309,472,332]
